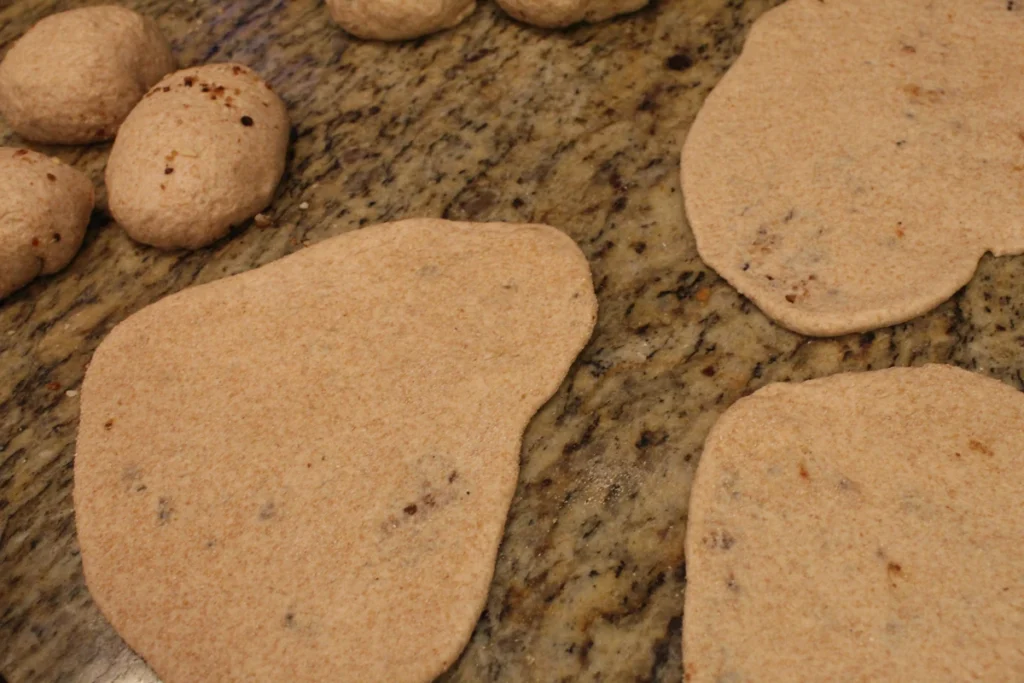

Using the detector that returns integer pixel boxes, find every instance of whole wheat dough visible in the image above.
[684,364,1024,682]
[0,6,175,144]
[105,63,288,250]
[496,0,648,28]
[75,219,597,683]
[681,0,1024,336]
[327,0,476,41]
[0,148,94,300]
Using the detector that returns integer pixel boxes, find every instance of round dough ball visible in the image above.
[495,0,647,28]
[0,6,176,145]
[105,64,289,250]
[0,147,94,300]
[327,0,476,41]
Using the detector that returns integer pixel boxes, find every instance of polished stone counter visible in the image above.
[2,0,1024,681]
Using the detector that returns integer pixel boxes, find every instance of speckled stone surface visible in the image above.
[2,1,1024,682]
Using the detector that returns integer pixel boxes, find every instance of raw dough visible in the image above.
[684,365,1024,682]
[0,148,94,300]
[0,6,175,144]
[327,0,476,41]
[75,219,597,683]
[496,0,648,28]
[681,0,1024,336]
[105,63,288,250]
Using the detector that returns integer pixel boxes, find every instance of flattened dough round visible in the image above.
[105,63,289,250]
[682,0,1024,336]
[327,0,476,41]
[0,148,94,300]
[75,219,597,683]
[684,364,1024,682]
[0,6,175,144]
[496,0,648,28]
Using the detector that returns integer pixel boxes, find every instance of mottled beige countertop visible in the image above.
[2,1,1024,681]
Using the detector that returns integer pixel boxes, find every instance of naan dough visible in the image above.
[105,63,288,250]
[0,6,175,144]
[496,0,648,28]
[0,148,94,300]
[684,365,1024,682]
[327,0,476,41]
[682,0,1024,336]
[75,219,597,683]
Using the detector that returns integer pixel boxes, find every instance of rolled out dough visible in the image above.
[684,364,1024,682]
[682,0,1024,336]
[74,219,597,682]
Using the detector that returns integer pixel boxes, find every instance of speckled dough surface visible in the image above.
[684,364,1024,682]
[0,147,94,300]
[327,0,476,40]
[682,0,1024,336]
[74,219,597,683]
[105,63,288,250]
[496,0,648,28]
[0,5,174,144]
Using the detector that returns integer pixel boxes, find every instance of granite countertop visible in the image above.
[2,1,1024,681]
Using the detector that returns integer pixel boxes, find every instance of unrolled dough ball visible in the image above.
[496,0,648,28]
[327,0,476,41]
[105,63,289,250]
[0,6,175,145]
[0,147,94,300]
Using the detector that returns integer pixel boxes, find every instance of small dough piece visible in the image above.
[75,219,597,683]
[0,6,175,144]
[682,0,1024,336]
[496,0,648,28]
[105,63,288,250]
[327,0,476,41]
[684,365,1024,682]
[0,148,94,300]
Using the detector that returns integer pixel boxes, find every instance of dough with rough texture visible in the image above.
[105,63,288,250]
[496,0,647,28]
[0,147,94,300]
[75,219,597,683]
[684,365,1024,682]
[327,0,476,41]
[0,6,175,144]
[682,0,1024,336]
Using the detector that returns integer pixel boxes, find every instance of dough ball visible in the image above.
[327,0,476,41]
[75,219,597,682]
[0,147,94,300]
[496,0,648,28]
[685,365,1024,681]
[681,0,1024,336]
[105,63,289,250]
[0,6,175,144]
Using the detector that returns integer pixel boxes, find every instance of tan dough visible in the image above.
[0,6,175,144]
[327,0,476,41]
[0,148,94,300]
[681,0,1024,336]
[105,63,288,250]
[496,0,648,28]
[684,364,1024,682]
[74,219,597,683]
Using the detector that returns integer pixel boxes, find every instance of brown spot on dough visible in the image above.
[14,149,28,156]
[30,237,40,247]
[164,167,174,175]
[241,116,254,127]
[403,504,418,515]
[46,173,56,181]
[799,463,810,479]
[968,439,993,456]
[258,502,276,520]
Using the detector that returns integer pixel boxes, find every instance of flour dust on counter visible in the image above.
[73,219,597,683]
[327,0,477,41]
[0,147,94,300]
[0,5,175,144]
[682,0,1024,336]
[684,364,1024,682]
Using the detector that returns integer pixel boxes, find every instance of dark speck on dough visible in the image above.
[403,504,418,515]
[666,52,694,71]
[104,419,115,430]
[157,497,174,524]
[30,237,40,247]
[283,612,296,628]
[164,167,174,175]
[46,173,56,181]
[448,470,458,483]
[184,76,194,87]
[241,116,254,127]
[799,464,810,479]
